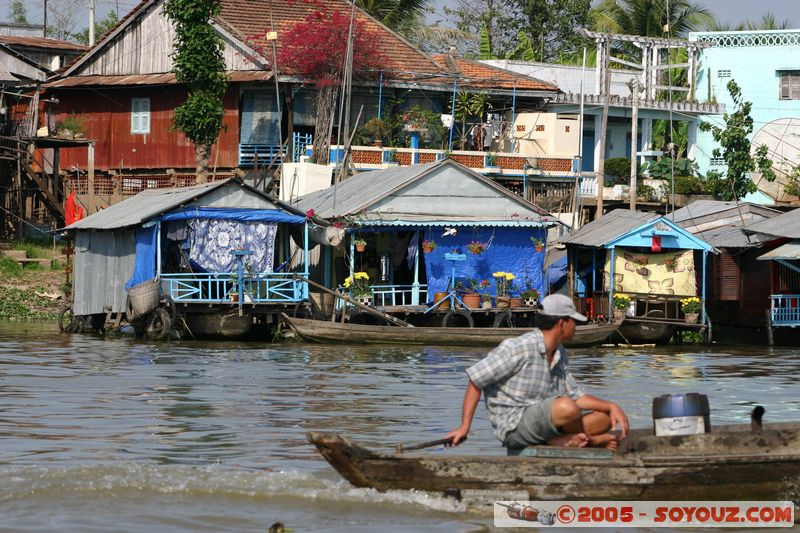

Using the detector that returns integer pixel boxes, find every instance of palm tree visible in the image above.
[703,12,791,32]
[356,0,429,36]
[589,0,714,38]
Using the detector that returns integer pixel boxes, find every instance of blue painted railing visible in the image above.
[161,272,305,304]
[238,144,286,167]
[770,294,800,326]
[292,133,313,163]
[335,284,428,310]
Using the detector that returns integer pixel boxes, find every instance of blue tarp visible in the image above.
[161,207,304,224]
[423,227,546,299]
[125,225,157,290]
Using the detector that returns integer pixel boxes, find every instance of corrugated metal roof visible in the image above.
[698,226,772,248]
[359,218,550,227]
[0,35,88,51]
[0,63,18,82]
[560,209,658,246]
[44,70,270,88]
[757,240,800,260]
[66,180,230,230]
[745,207,800,239]
[668,200,781,225]
[294,159,557,225]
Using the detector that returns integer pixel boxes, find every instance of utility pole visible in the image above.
[89,0,96,45]
[43,0,48,37]
[595,38,611,220]
[629,79,639,211]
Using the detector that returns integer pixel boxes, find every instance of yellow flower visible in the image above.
[355,272,370,280]
[492,271,505,278]
[343,276,353,288]
[504,273,515,281]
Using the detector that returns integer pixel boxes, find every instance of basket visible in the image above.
[126,279,161,320]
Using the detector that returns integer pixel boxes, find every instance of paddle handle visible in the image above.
[395,436,465,454]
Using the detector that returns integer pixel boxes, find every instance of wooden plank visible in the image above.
[509,446,613,459]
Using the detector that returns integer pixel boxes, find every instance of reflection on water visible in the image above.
[1,322,799,531]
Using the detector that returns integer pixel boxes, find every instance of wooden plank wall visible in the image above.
[51,85,239,171]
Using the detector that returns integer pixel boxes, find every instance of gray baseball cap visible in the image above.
[541,294,587,322]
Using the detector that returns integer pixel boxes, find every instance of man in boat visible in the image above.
[446,294,628,450]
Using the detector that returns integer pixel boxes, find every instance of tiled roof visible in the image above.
[431,55,559,93]
[218,0,446,82]
[44,70,269,88]
[0,35,87,51]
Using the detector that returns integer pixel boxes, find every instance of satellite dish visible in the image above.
[751,117,800,202]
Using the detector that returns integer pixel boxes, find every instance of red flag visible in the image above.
[651,235,662,252]
[65,191,77,225]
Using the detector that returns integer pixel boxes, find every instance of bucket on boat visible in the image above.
[652,393,710,437]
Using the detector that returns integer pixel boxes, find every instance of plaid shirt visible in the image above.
[466,330,585,443]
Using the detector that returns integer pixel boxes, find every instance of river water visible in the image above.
[1,322,799,532]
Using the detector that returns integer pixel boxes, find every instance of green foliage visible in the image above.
[9,0,28,23]
[0,288,55,319]
[73,11,119,45]
[56,115,86,135]
[0,256,23,277]
[355,0,429,36]
[479,23,494,59]
[785,170,800,198]
[163,0,227,148]
[641,157,697,180]
[51,260,63,270]
[605,157,632,179]
[673,174,708,195]
[637,183,657,201]
[15,241,50,259]
[590,0,713,39]
[698,81,776,200]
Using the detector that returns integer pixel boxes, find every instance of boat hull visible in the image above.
[307,425,800,512]
[283,315,618,347]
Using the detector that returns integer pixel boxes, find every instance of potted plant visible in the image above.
[363,117,386,147]
[467,241,486,255]
[56,115,86,139]
[612,294,631,321]
[663,256,677,271]
[344,272,373,306]
[681,296,701,323]
[493,271,515,309]
[521,287,541,307]
[479,279,492,309]
[531,236,545,253]
[385,148,399,166]
[353,237,367,253]
[462,278,481,309]
[485,152,500,172]
[422,239,437,253]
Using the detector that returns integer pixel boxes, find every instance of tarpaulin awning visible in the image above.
[160,207,304,224]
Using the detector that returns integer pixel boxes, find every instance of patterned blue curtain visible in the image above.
[188,219,277,272]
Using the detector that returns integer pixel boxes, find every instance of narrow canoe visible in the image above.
[307,424,800,510]
[282,315,619,347]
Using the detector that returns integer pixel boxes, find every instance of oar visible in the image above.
[395,436,465,454]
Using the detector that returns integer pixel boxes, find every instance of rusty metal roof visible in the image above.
[44,70,270,88]
[0,35,87,51]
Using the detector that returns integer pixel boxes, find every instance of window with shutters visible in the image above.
[717,69,731,78]
[715,251,740,301]
[131,97,150,134]
[778,71,800,100]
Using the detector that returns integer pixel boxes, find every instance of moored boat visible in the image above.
[282,315,619,347]
[308,424,800,512]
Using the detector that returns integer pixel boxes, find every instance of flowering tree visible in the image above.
[278,9,384,165]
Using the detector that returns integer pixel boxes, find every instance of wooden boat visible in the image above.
[308,424,800,510]
[282,315,619,347]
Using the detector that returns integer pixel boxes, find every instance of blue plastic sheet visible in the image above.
[161,207,304,224]
[125,225,157,290]
[423,227,546,299]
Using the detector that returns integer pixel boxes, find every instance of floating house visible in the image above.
[65,178,309,338]
[745,208,800,343]
[294,159,563,325]
[668,200,783,342]
[560,209,715,344]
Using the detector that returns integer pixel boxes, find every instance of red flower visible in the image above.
[306,208,315,218]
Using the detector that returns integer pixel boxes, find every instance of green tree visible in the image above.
[73,11,119,45]
[355,0,429,36]
[704,12,791,31]
[590,0,713,39]
[699,81,775,200]
[443,0,521,58]
[514,0,590,61]
[163,0,228,182]
[9,0,28,24]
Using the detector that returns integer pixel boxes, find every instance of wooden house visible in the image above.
[294,159,564,326]
[64,177,310,339]
[41,0,559,215]
[560,209,715,344]
[668,200,783,343]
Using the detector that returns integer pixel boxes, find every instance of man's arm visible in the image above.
[445,380,481,446]
[575,394,629,439]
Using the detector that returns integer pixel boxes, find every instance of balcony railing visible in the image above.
[770,294,800,327]
[161,272,306,304]
[335,284,428,311]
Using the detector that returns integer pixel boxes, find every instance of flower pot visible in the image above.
[481,300,492,309]
[684,312,699,324]
[355,243,366,252]
[422,245,434,254]
[230,293,239,303]
[509,297,523,308]
[524,297,537,307]
[613,309,626,321]
[534,245,544,253]
[496,296,510,309]
[356,295,373,306]
[462,293,481,309]
[433,291,450,309]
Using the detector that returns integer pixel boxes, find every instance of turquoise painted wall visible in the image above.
[691,30,800,203]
